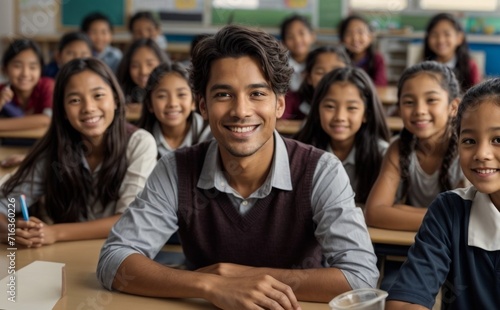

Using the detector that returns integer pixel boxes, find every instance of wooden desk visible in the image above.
[0,146,31,177]
[386,116,403,132]
[368,227,416,246]
[276,119,303,135]
[0,239,330,310]
[376,86,398,106]
[0,127,47,139]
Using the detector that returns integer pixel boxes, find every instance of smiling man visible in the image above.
[97,24,378,310]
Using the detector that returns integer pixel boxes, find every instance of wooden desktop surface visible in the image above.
[0,146,31,177]
[368,227,416,246]
[376,86,398,106]
[276,116,403,136]
[0,239,330,310]
[0,127,47,139]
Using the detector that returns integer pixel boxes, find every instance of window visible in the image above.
[420,0,497,11]
[349,0,408,11]
[213,0,259,9]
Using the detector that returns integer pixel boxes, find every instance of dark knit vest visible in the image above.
[175,138,324,269]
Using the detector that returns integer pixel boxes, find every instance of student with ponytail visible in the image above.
[365,61,467,231]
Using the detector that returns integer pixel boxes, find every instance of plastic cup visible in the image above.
[329,288,388,310]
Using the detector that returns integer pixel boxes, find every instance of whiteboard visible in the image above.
[16,0,58,35]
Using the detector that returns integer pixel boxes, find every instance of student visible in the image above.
[139,62,211,157]
[424,13,481,92]
[280,14,316,92]
[386,78,500,310]
[81,12,122,73]
[0,39,53,131]
[282,45,351,120]
[117,38,169,109]
[97,24,378,308]
[128,11,167,50]
[43,31,93,78]
[338,14,387,86]
[295,67,390,204]
[0,58,157,247]
[365,61,466,232]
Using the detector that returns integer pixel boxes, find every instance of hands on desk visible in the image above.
[15,216,56,247]
[14,216,43,247]
[198,263,302,310]
[1,154,26,168]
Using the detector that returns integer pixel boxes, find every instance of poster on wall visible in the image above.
[132,0,204,22]
[17,0,58,36]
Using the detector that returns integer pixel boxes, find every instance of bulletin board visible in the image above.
[132,0,204,22]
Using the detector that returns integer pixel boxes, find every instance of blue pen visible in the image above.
[20,194,29,222]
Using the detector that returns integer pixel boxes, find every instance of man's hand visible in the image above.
[206,274,302,310]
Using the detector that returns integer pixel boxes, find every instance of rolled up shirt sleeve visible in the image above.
[97,152,180,290]
[311,152,379,289]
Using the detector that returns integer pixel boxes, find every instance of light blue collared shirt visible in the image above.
[97,131,378,291]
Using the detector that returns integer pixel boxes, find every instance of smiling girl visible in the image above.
[365,61,466,231]
[0,58,157,247]
[0,39,54,130]
[139,62,211,157]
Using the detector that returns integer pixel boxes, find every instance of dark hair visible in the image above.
[295,67,390,203]
[191,24,293,100]
[397,61,461,200]
[279,14,313,42]
[128,11,160,32]
[456,78,500,136]
[58,31,93,53]
[297,45,351,106]
[190,34,211,58]
[338,15,377,79]
[2,58,129,223]
[81,12,113,33]
[424,13,473,92]
[2,39,44,69]
[139,62,195,133]
[117,38,170,104]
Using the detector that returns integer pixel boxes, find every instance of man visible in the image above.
[97,24,378,310]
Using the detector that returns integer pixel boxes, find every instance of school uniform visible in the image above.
[327,139,389,192]
[0,129,157,222]
[96,45,123,73]
[152,112,212,158]
[155,34,168,50]
[0,77,54,117]
[97,132,379,290]
[354,52,387,86]
[42,60,60,78]
[443,56,481,89]
[281,91,306,120]
[288,57,305,92]
[388,186,500,310]
[396,151,464,208]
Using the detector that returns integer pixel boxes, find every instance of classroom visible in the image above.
[0,0,499,309]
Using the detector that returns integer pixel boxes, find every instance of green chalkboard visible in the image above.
[61,0,127,28]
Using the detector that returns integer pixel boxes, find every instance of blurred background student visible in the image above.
[139,62,211,157]
[81,12,122,73]
[43,31,93,78]
[0,39,53,131]
[280,14,316,92]
[282,45,350,120]
[424,13,481,92]
[128,11,167,50]
[117,38,169,116]
[338,14,387,86]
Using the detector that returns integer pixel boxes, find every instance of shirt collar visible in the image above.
[326,144,356,166]
[443,56,457,68]
[468,189,500,251]
[198,131,293,192]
